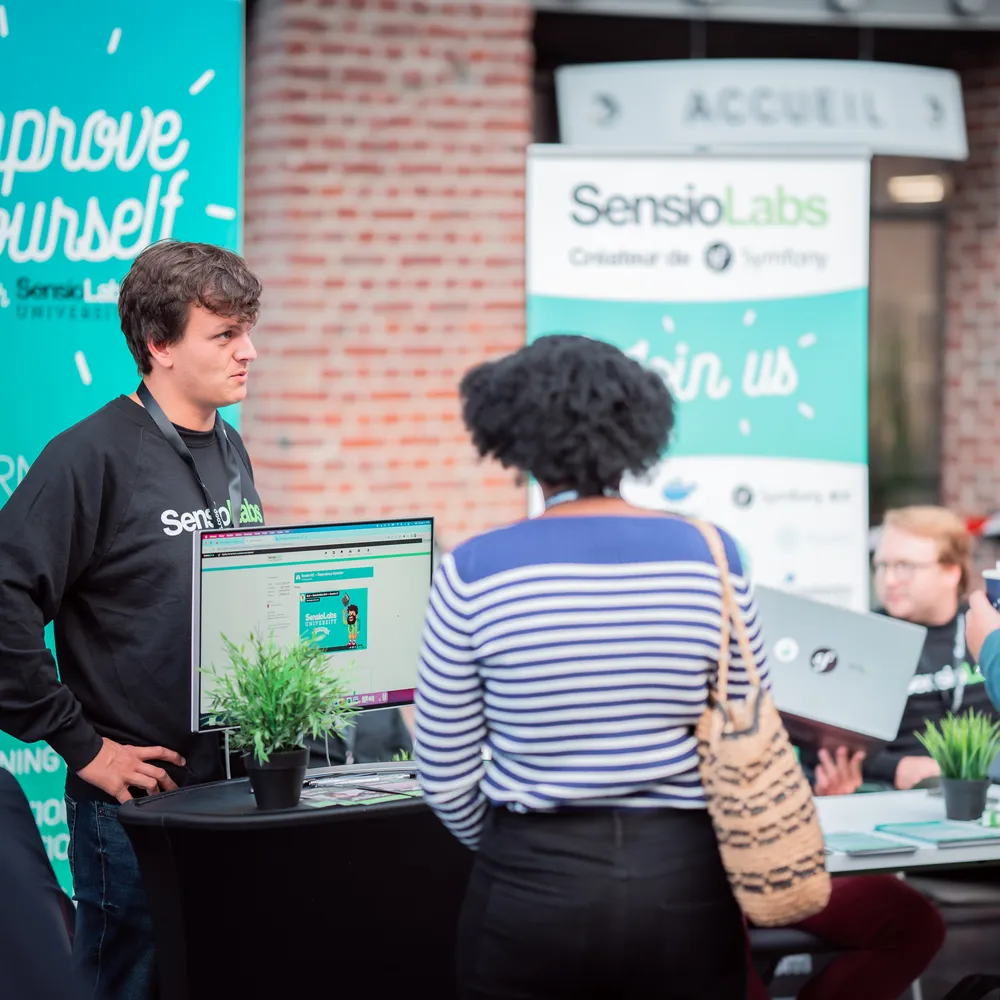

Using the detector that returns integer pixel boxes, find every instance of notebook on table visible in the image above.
[824,832,918,857]
[874,821,1000,849]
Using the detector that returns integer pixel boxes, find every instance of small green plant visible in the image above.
[916,711,1000,781]
[202,632,357,765]
[392,750,414,763]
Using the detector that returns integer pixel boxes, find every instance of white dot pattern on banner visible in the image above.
[798,332,817,348]
[0,6,8,38]
[107,27,121,54]
[189,69,215,96]
[73,351,92,386]
[205,203,236,221]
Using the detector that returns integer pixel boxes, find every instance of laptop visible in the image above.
[752,586,927,752]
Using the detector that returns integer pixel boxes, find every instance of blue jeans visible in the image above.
[66,795,156,1000]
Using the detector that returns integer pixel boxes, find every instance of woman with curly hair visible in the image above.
[415,335,946,1000]
[415,334,762,998]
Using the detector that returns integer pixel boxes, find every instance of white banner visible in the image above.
[556,60,967,161]
[526,147,872,610]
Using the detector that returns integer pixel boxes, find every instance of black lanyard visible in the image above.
[136,383,243,531]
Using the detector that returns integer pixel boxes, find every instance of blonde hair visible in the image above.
[883,506,972,595]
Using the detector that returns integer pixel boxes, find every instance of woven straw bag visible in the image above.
[692,520,831,927]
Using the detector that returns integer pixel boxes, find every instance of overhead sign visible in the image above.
[556,60,968,161]
[526,147,872,611]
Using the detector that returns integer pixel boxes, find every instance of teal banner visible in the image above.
[526,150,872,610]
[0,0,245,892]
[527,289,868,464]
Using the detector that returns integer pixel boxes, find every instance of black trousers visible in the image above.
[458,806,745,1000]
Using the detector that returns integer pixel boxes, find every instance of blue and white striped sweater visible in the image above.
[415,515,769,849]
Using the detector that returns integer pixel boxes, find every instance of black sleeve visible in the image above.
[0,771,84,999]
[863,749,903,785]
[0,434,105,772]
[0,769,66,935]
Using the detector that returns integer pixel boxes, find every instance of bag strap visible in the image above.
[691,520,761,701]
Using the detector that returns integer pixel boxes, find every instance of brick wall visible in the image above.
[242,0,534,550]
[944,66,1000,529]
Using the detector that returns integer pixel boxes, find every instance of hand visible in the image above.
[966,590,1000,663]
[894,755,940,791]
[399,705,416,738]
[76,737,185,803]
[814,746,866,796]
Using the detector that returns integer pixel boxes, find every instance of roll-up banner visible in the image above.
[0,0,245,892]
[526,147,871,611]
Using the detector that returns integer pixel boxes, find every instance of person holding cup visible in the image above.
[966,567,1000,707]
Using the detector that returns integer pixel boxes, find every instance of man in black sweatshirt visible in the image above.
[0,241,264,1000]
[813,506,997,795]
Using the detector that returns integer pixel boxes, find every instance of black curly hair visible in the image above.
[459,334,675,496]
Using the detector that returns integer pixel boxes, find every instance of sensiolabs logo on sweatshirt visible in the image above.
[160,498,263,536]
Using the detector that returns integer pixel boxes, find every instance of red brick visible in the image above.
[945,66,1000,518]
[243,0,531,545]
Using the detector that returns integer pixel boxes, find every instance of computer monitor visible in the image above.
[190,517,434,732]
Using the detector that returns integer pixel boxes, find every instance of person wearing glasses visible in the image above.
[812,506,997,796]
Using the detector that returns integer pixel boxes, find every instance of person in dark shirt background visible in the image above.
[813,506,996,796]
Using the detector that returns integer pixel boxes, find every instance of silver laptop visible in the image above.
[752,586,927,752]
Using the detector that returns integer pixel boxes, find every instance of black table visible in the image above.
[119,777,473,1000]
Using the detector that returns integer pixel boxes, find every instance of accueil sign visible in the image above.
[556,59,968,161]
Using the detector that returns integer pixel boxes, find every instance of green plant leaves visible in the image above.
[200,632,358,765]
[915,710,1000,781]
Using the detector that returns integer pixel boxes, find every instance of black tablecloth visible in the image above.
[119,778,473,1000]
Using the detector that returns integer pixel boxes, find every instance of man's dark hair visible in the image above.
[459,334,675,496]
[347,605,359,617]
[118,241,262,375]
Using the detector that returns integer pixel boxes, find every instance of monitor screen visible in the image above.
[191,517,434,732]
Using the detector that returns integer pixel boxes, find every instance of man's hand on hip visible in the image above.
[76,737,185,803]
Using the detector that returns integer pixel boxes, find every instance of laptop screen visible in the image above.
[191,518,434,732]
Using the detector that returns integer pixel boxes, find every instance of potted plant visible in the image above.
[916,711,1000,821]
[202,632,357,810]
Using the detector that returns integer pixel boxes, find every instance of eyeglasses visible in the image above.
[872,560,941,580]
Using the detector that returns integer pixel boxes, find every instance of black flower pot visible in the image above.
[942,778,991,822]
[243,747,308,810]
